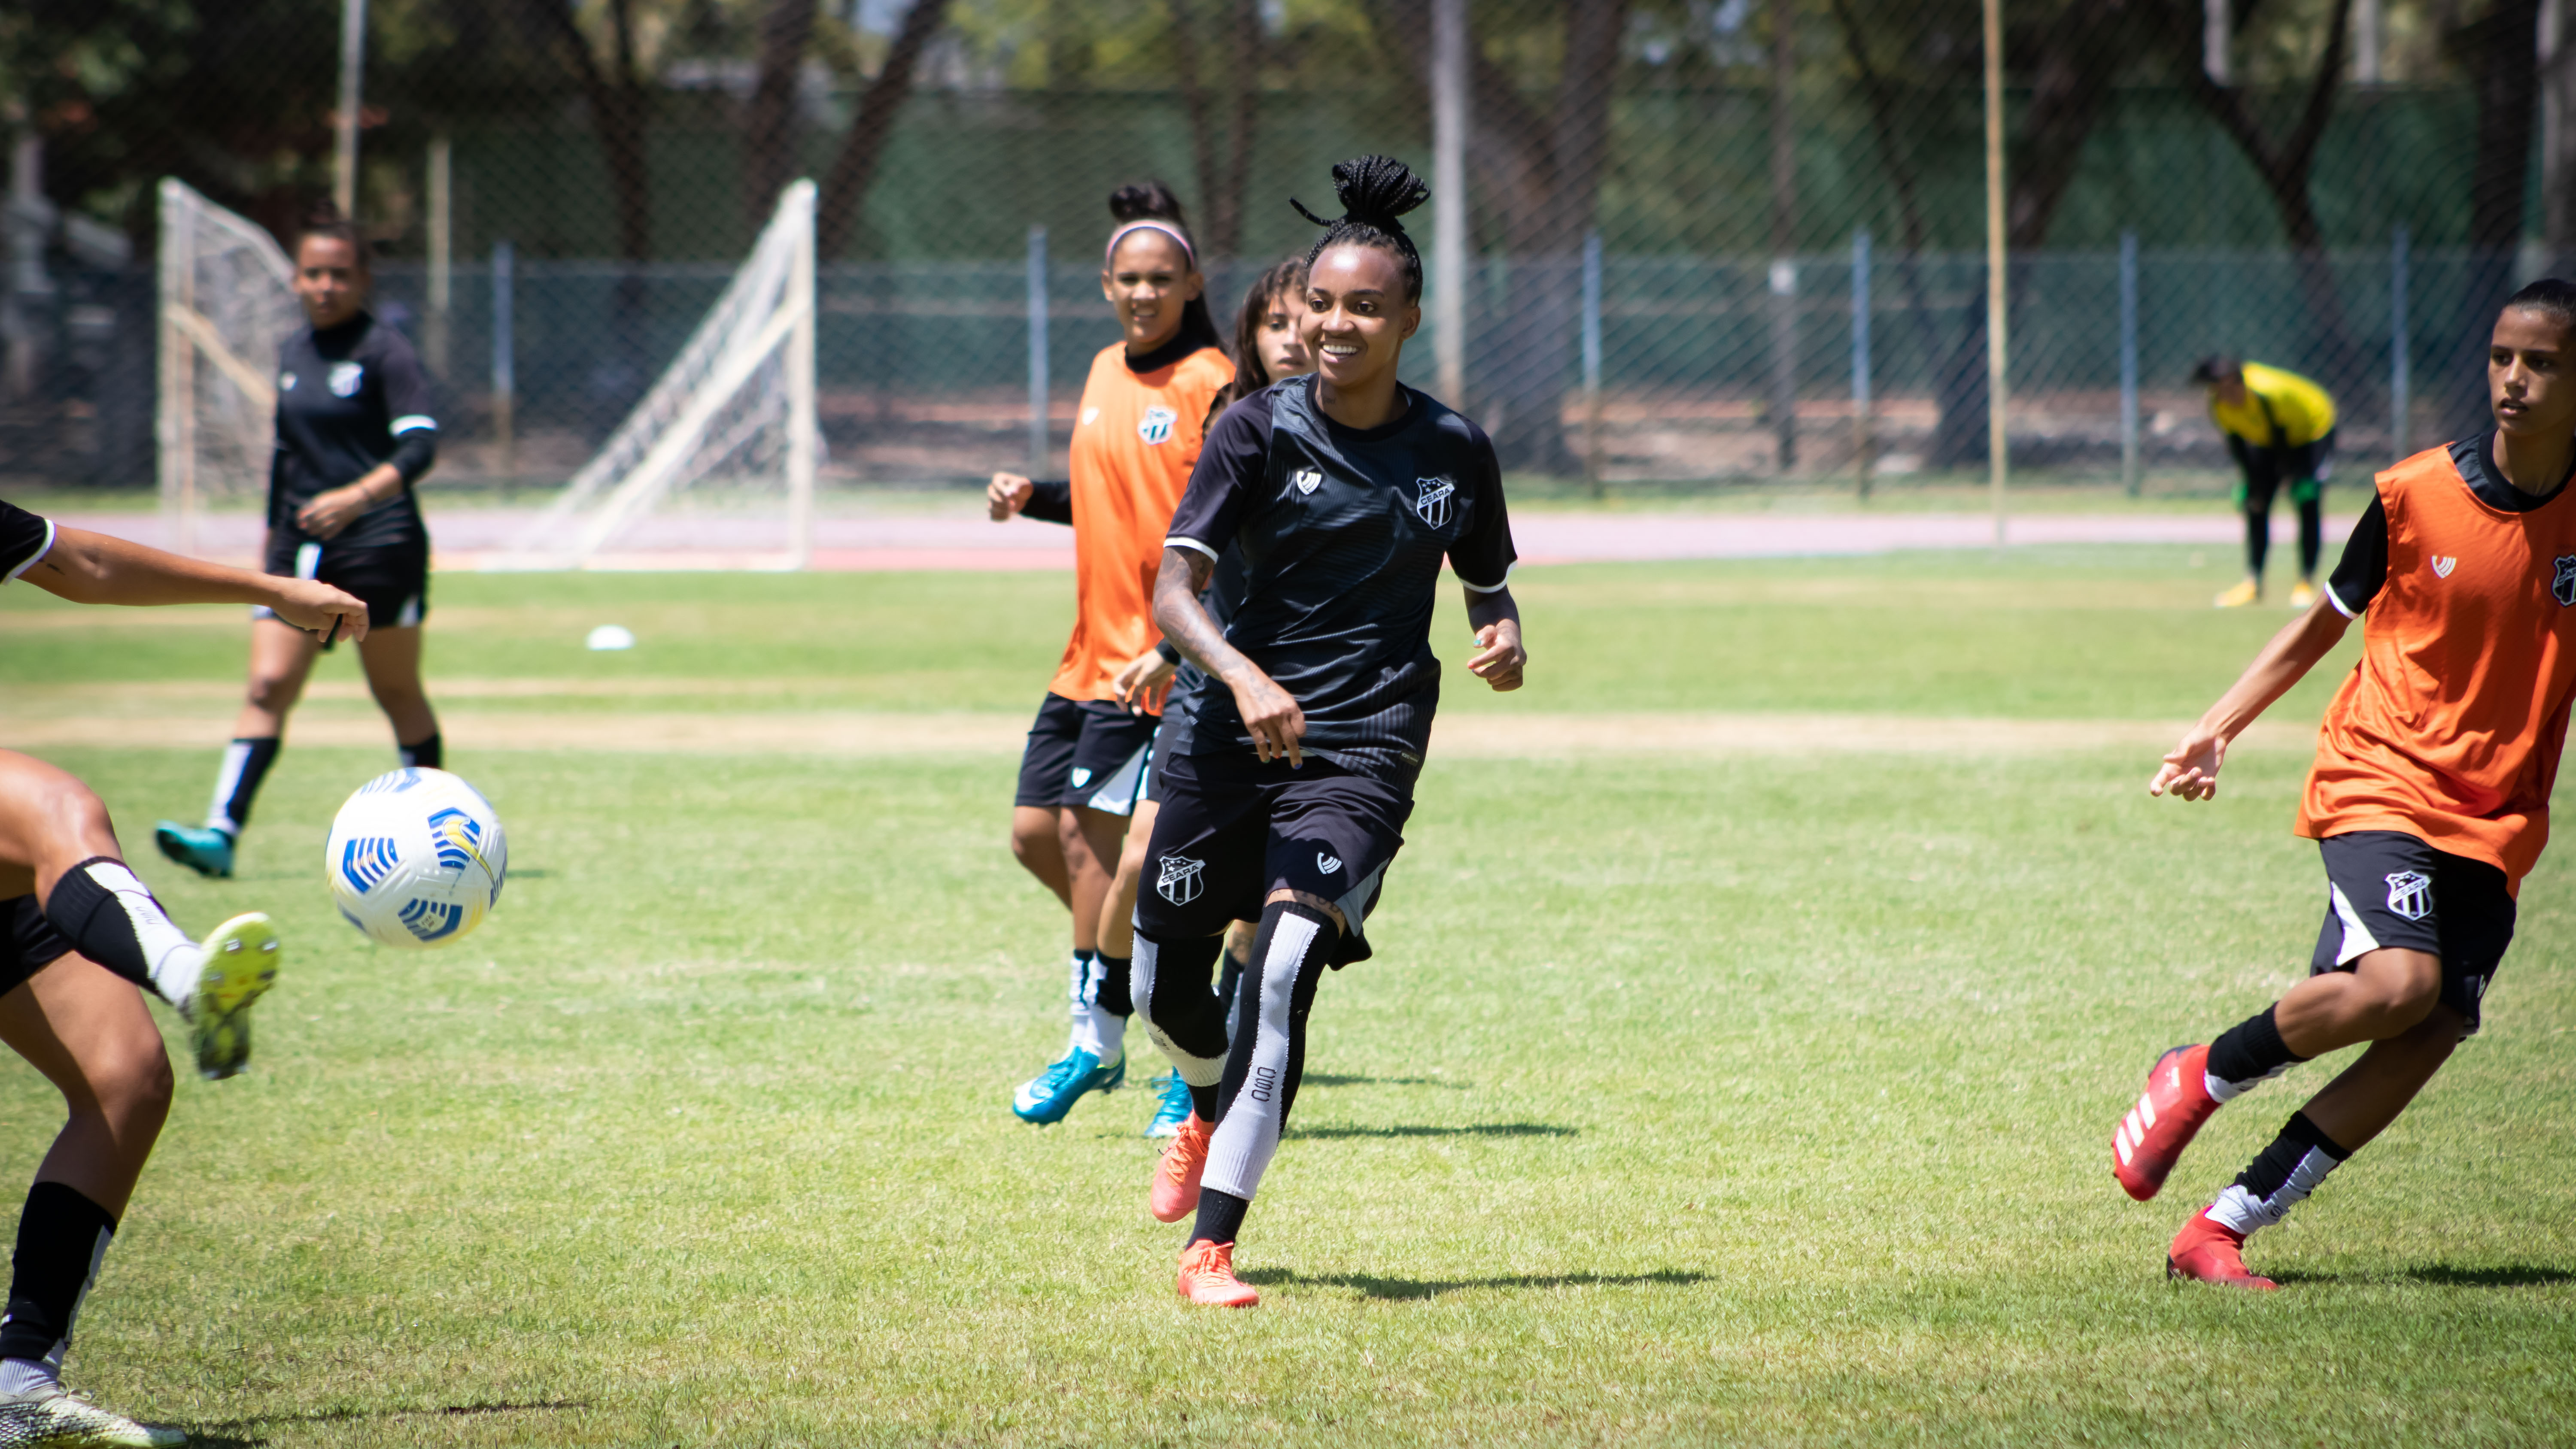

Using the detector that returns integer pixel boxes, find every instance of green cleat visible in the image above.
[183,913,279,1081]
[152,823,234,880]
[0,1384,186,1447]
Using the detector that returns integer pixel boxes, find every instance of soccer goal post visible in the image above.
[157,178,301,559]
[494,180,819,571]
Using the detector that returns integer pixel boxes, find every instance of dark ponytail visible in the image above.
[1292,155,1429,303]
[1105,181,1220,357]
[1205,255,1312,427]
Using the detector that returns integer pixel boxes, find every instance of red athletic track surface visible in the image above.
[51,506,2350,573]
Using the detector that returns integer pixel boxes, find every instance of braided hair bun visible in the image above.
[1293,155,1429,303]
[1109,181,1191,228]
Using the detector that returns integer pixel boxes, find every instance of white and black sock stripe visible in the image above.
[2206,1111,2351,1236]
[1200,900,1335,1205]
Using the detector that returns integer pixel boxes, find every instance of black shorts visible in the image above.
[1013,693,1157,816]
[0,897,75,1000]
[259,534,429,631]
[2311,830,2513,1037]
[2234,430,2336,509]
[1132,747,1411,967]
[1139,717,1183,807]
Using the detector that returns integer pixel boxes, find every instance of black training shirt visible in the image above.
[271,311,438,551]
[1163,375,1517,774]
[1,498,53,583]
[2327,434,2576,617]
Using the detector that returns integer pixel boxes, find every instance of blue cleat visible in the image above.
[153,822,235,879]
[1011,1048,1124,1125]
[1145,1069,1193,1139]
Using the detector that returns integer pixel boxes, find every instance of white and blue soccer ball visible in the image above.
[325,767,508,949]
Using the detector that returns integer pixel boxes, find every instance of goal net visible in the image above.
[157,177,300,558]
[495,180,818,570]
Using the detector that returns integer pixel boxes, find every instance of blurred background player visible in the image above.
[985,183,1233,1125]
[155,207,444,880]
[1106,256,1315,1139]
[1131,158,1525,1307]
[2122,281,2576,1289]
[2191,356,2338,609]
[0,497,365,1445]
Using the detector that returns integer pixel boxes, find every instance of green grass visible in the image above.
[2,550,2573,1445]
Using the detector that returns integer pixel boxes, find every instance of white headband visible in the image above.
[1104,220,1197,270]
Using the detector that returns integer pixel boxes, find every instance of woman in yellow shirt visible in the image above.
[2193,356,2337,608]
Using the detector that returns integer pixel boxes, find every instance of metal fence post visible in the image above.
[1027,224,1049,476]
[1852,228,1871,499]
[490,238,514,488]
[2120,231,2139,497]
[1582,230,1603,496]
[2391,225,2410,463]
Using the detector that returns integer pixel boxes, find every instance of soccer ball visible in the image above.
[325,768,508,948]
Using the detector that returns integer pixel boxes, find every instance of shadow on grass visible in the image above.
[1301,1073,1470,1089]
[2265,1265,2575,1288]
[1239,1267,1707,1301]
[188,1399,589,1443]
[1283,1122,1577,1140]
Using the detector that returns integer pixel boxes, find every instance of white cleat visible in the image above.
[0,1384,186,1447]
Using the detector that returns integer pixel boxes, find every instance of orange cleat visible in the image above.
[1177,1239,1260,1307]
[1152,1112,1212,1224]
[2166,1212,2277,1290]
[2112,1044,2221,1202]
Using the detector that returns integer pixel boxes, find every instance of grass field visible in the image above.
[3,547,2574,1446]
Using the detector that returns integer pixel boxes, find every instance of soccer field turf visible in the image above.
[3,548,2573,1446]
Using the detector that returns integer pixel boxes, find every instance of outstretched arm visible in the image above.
[1463,585,1525,692]
[2150,594,2351,801]
[1154,545,1306,766]
[23,527,371,642]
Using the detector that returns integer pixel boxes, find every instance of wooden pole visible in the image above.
[334,0,368,217]
[1431,0,1467,405]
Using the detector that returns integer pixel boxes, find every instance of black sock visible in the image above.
[2245,506,2271,578]
[2297,497,2324,578]
[2207,1004,2307,1095]
[1091,954,1132,1018]
[206,737,280,836]
[39,858,184,994]
[2209,1111,2352,1234]
[1191,1187,1250,1247]
[0,1182,117,1376]
[399,732,443,770]
[1215,942,1246,1043]
[1132,931,1226,1118]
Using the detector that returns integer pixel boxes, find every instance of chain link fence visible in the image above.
[0,0,2538,497]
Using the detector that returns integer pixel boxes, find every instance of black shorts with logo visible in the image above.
[1132,747,1411,967]
[260,533,429,631]
[0,897,76,1000]
[1013,693,1157,816]
[2311,830,2515,1037]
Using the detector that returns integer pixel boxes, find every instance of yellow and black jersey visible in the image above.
[2211,362,2335,451]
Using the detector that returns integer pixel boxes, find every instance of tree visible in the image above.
[1164,0,1261,257]
[744,0,819,224]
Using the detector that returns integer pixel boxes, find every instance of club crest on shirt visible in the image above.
[1414,475,1455,527]
[1157,853,1206,905]
[328,361,364,397]
[1316,851,1343,876]
[2554,555,2576,606]
[1080,406,1100,427]
[2384,870,2433,922]
[1291,467,1324,495]
[2431,556,2457,579]
[279,371,298,391]
[1137,407,1178,445]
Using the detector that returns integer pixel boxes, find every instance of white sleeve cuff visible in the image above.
[1164,536,1220,563]
[4,519,55,583]
[391,415,438,434]
[1456,560,1516,594]
[2324,580,2363,619]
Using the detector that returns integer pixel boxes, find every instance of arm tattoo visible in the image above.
[1155,547,1241,682]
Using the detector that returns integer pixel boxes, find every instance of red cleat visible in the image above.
[2112,1044,2221,1201]
[1177,1239,1260,1307]
[2166,1212,2277,1290]
[1151,1112,1212,1224]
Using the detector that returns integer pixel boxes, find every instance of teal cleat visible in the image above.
[153,822,235,879]
[1145,1069,1193,1139]
[1011,1048,1124,1125]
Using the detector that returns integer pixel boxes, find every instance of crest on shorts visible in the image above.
[279,370,298,391]
[1291,467,1324,495]
[328,361,364,397]
[2553,555,2576,606]
[1138,406,1178,445]
[2384,870,2433,922]
[1414,476,1455,527]
[1157,853,1206,906]
[1069,767,1093,788]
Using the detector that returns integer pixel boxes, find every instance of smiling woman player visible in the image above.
[2117,279,2576,1288]
[0,499,366,1444]
[986,183,1233,1125]
[155,207,444,880]
[1128,157,1525,1307]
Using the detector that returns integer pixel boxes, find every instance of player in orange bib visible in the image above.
[987,182,1233,1125]
[2114,279,2576,1288]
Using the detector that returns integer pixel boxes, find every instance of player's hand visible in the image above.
[268,579,371,645]
[1113,650,1177,712]
[1230,670,1306,768]
[294,484,374,540]
[1467,618,1526,692]
[987,472,1034,521]
[2149,728,2227,802]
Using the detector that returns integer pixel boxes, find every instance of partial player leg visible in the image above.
[1009,805,1133,1124]
[355,624,440,766]
[2219,458,2281,607]
[2288,467,2326,606]
[1009,806,1072,909]
[0,955,186,1446]
[156,617,318,878]
[1135,928,1227,1220]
